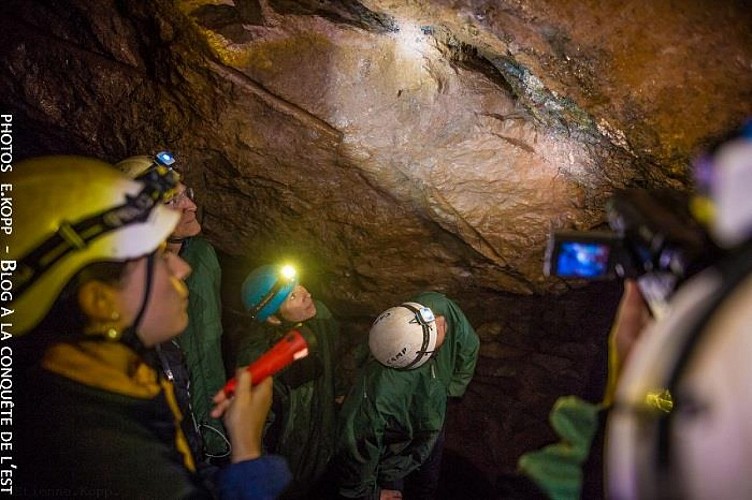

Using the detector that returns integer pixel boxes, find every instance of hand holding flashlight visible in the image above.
[222,329,310,397]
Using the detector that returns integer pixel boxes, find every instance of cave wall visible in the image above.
[1,0,751,495]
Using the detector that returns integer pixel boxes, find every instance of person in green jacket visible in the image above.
[233,263,343,499]
[116,153,230,465]
[336,291,480,500]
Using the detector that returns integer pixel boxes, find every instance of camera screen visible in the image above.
[555,241,611,278]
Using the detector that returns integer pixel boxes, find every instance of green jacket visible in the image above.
[336,291,480,498]
[234,300,341,498]
[178,236,229,457]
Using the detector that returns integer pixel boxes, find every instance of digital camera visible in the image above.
[546,190,711,280]
[544,189,717,316]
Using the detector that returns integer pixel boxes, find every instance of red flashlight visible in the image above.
[223,329,310,397]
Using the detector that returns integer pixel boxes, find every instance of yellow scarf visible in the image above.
[43,341,196,472]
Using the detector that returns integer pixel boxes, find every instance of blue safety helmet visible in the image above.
[241,264,299,322]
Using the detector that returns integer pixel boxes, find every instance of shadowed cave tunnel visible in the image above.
[2,0,752,498]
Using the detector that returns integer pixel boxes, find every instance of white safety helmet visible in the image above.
[368,302,438,369]
[9,156,179,336]
[609,123,752,498]
[607,265,752,499]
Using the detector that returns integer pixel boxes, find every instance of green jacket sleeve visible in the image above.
[446,320,479,397]
[517,396,602,500]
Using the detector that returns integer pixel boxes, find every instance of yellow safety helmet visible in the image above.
[115,154,154,179]
[9,156,179,335]
[115,151,180,202]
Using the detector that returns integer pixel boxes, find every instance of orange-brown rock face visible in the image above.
[1,0,750,491]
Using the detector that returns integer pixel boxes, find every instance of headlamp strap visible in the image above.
[249,277,288,319]
[14,183,170,298]
[399,302,434,370]
[139,164,180,202]
[136,151,180,204]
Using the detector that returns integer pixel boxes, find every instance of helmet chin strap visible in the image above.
[120,252,156,355]
[167,236,186,244]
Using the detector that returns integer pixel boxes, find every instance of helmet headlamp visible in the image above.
[143,166,180,203]
[417,306,435,324]
[132,150,181,204]
[401,303,436,346]
[280,264,297,281]
[155,150,176,167]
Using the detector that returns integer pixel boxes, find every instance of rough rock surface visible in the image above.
[1,0,751,495]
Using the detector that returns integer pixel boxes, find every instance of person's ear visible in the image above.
[265,314,282,326]
[435,315,448,348]
[78,280,120,324]
[435,315,447,330]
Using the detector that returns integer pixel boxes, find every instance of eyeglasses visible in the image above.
[165,187,195,207]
